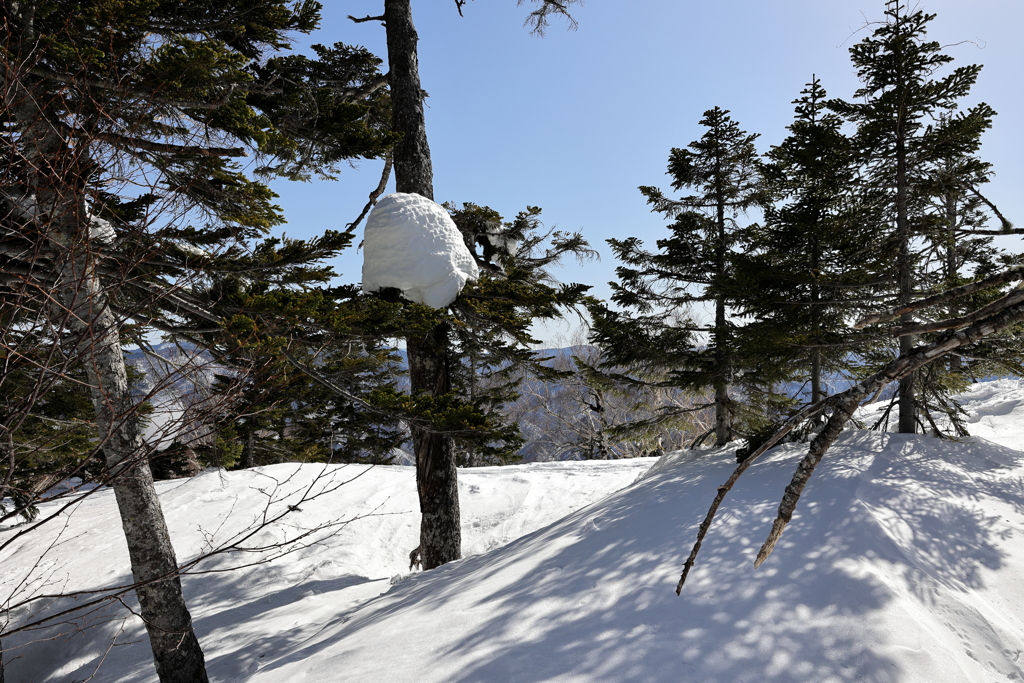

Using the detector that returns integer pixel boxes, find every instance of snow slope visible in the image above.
[4,380,1024,682]
[1,459,653,682]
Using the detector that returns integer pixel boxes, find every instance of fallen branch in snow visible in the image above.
[677,265,1024,594]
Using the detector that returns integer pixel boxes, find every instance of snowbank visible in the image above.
[5,380,1024,683]
[362,193,479,308]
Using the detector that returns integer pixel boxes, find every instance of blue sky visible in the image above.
[269,1,1024,344]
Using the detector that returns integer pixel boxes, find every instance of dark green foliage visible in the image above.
[0,349,97,522]
[827,0,995,432]
[732,78,889,406]
[591,107,770,446]
[442,202,595,465]
[0,0,399,537]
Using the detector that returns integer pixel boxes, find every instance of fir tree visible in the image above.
[0,2,394,679]
[829,0,993,433]
[591,107,767,447]
[445,202,594,466]
[732,78,888,408]
[349,0,585,570]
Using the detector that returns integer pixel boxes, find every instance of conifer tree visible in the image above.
[829,0,993,433]
[591,107,767,447]
[1,2,394,679]
[732,78,888,406]
[445,201,594,466]
[350,0,584,570]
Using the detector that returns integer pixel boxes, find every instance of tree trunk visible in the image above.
[384,0,462,569]
[242,429,255,469]
[895,148,917,432]
[810,236,823,406]
[408,324,461,569]
[59,233,209,683]
[895,35,917,435]
[713,158,733,447]
[26,137,209,682]
[713,298,732,447]
[944,185,963,373]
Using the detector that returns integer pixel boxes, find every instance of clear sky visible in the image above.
[269,1,1024,344]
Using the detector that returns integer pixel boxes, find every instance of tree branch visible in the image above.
[346,151,393,232]
[854,264,1024,328]
[885,287,1024,336]
[90,131,246,158]
[678,295,1024,593]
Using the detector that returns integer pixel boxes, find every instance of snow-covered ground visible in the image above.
[4,379,1024,682]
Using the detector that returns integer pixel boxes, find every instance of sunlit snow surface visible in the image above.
[361,193,478,308]
[4,380,1024,682]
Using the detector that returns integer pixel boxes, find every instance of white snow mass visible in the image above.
[362,193,479,309]
[8,380,1024,682]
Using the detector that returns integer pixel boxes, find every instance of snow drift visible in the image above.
[3,380,1024,682]
[361,193,479,308]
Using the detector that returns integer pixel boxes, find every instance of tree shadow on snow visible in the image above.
[258,430,1024,683]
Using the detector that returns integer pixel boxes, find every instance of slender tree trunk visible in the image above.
[896,126,917,434]
[713,298,731,446]
[25,133,208,683]
[4,13,207,674]
[894,16,917,435]
[810,235,823,405]
[242,429,255,469]
[408,323,461,568]
[713,160,732,447]
[59,229,209,683]
[944,186,963,372]
[384,0,461,569]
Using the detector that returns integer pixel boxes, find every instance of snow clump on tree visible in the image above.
[362,193,479,308]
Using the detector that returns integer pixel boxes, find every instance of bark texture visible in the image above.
[408,324,461,569]
[60,230,209,683]
[13,83,208,680]
[384,0,462,569]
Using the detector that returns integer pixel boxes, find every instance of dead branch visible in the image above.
[853,264,1024,328]
[347,151,393,233]
[885,286,1024,336]
[89,131,246,158]
[677,294,1024,593]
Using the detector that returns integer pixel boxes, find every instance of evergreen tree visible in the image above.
[0,2,394,679]
[732,78,888,407]
[445,201,594,466]
[591,107,767,447]
[199,276,406,470]
[350,0,584,570]
[829,0,993,433]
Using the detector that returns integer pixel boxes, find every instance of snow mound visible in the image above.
[6,381,1024,683]
[254,433,1024,683]
[362,193,479,308]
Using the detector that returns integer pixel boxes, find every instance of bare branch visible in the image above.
[678,295,1024,593]
[886,287,1024,336]
[853,264,1024,328]
[346,151,393,232]
[90,131,246,158]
